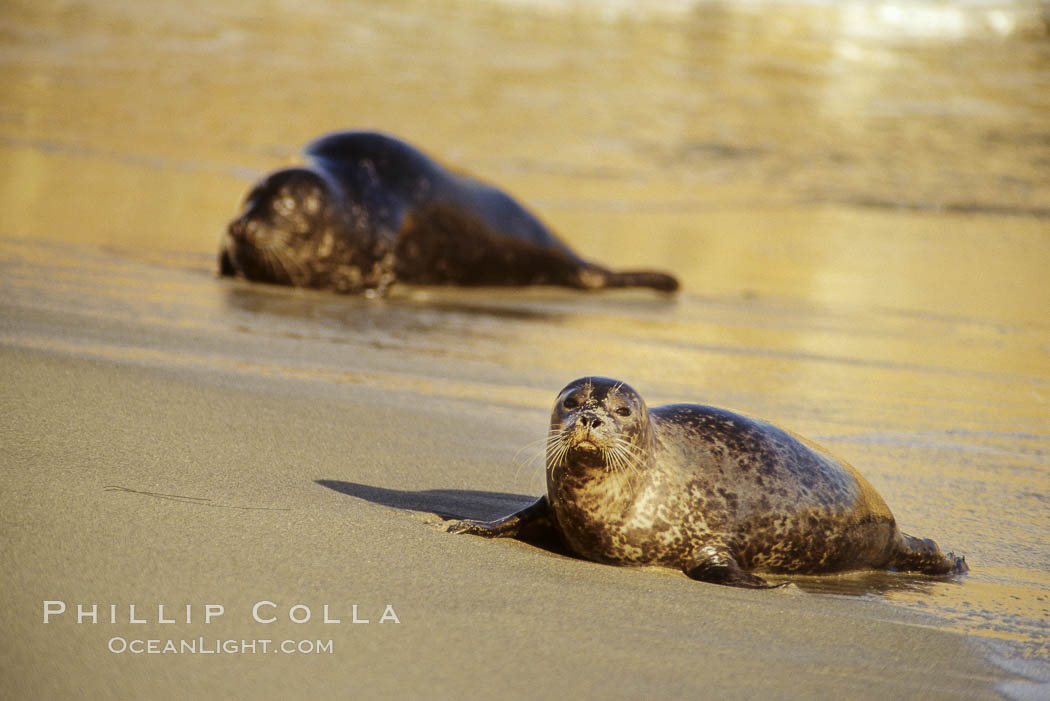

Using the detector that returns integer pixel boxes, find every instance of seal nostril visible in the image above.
[577,413,603,430]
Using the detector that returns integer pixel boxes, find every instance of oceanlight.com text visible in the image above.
[107,637,334,655]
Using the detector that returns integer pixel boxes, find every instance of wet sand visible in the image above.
[2,0,1049,698]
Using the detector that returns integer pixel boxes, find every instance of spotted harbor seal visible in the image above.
[219,131,679,295]
[448,377,968,588]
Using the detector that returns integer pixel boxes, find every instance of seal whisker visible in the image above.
[513,435,554,464]
[609,437,646,475]
[549,442,570,470]
[606,447,629,481]
[283,242,313,285]
[606,449,636,500]
[610,443,643,499]
[260,245,287,284]
[512,435,558,490]
[270,239,309,286]
[255,232,297,284]
[544,431,566,448]
[546,434,573,473]
[264,245,290,284]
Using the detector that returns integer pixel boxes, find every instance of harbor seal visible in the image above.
[219,131,679,295]
[448,377,968,588]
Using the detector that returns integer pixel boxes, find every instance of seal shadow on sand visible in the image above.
[315,479,953,597]
[316,479,574,558]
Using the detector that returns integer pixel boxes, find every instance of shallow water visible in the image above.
[2,0,1049,690]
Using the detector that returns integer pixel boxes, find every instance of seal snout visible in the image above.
[578,413,604,429]
[566,411,611,453]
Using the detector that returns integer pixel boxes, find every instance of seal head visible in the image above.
[221,167,395,293]
[544,378,668,568]
[547,377,651,477]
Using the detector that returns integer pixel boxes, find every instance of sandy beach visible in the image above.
[3,234,1047,699]
[0,317,1011,699]
[2,0,1049,699]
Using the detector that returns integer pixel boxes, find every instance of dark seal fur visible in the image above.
[219,131,679,295]
[449,377,968,588]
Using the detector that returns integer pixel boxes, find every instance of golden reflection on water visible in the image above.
[1,0,1049,667]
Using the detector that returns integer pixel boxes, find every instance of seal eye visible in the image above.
[274,195,296,216]
[564,398,579,409]
[615,407,631,417]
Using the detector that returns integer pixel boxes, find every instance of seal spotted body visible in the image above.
[449,377,967,588]
[220,131,679,295]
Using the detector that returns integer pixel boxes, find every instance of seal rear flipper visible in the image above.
[683,546,786,589]
[597,269,680,293]
[890,533,969,575]
[946,552,969,574]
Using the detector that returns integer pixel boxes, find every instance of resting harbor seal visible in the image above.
[219,131,679,295]
[449,377,968,588]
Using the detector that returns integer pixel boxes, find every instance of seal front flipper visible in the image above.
[683,545,786,589]
[446,496,555,539]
